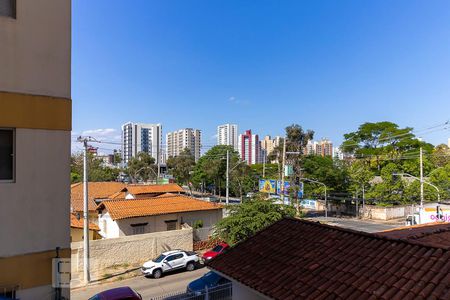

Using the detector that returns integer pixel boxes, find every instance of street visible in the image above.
[71,268,209,300]
[307,217,401,233]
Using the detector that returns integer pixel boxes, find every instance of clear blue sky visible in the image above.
[72,0,450,153]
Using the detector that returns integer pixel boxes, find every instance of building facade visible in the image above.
[217,124,238,151]
[0,0,71,298]
[166,128,201,162]
[315,138,333,157]
[238,130,261,165]
[260,135,281,156]
[122,122,162,165]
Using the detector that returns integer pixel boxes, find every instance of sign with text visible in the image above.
[259,179,277,193]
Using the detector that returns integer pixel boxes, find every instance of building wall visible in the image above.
[217,124,238,151]
[166,128,202,162]
[122,122,162,164]
[70,228,97,243]
[232,281,267,300]
[99,210,223,239]
[0,1,71,297]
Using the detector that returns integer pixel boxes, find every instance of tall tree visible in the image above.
[71,152,120,183]
[125,152,156,183]
[167,148,196,193]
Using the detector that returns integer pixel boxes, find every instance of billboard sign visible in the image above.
[259,179,277,193]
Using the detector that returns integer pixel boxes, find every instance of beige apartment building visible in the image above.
[166,128,202,162]
[0,0,71,299]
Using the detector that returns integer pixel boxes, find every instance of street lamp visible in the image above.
[393,173,441,223]
[300,178,328,219]
[225,150,246,205]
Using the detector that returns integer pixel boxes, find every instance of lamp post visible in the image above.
[226,149,245,205]
[301,178,327,219]
[393,173,441,223]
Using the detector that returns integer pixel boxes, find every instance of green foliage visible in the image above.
[214,199,296,244]
[167,148,196,188]
[193,220,204,229]
[71,153,120,183]
[125,152,156,183]
[251,163,279,179]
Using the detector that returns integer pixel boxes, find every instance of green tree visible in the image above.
[70,152,120,183]
[250,163,279,179]
[213,198,296,244]
[341,121,433,172]
[167,148,196,193]
[431,144,450,168]
[125,152,156,183]
[366,163,405,204]
[348,160,374,198]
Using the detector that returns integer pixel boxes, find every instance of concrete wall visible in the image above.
[71,228,97,243]
[361,205,416,220]
[0,129,70,256]
[71,228,193,283]
[0,0,71,98]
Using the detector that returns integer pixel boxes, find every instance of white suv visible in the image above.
[141,250,200,279]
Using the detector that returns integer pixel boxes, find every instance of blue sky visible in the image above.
[72,0,450,153]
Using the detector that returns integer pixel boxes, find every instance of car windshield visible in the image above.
[211,245,223,252]
[203,271,221,284]
[152,254,166,263]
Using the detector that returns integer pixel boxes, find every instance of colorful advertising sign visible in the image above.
[259,179,277,193]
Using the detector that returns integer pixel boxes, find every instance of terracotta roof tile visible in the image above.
[70,213,100,231]
[125,183,184,195]
[208,218,450,300]
[97,194,222,220]
[71,182,126,212]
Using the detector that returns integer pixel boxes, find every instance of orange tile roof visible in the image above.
[97,195,222,220]
[71,182,126,212]
[70,213,100,231]
[125,183,184,195]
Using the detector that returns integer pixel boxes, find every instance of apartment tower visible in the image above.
[166,128,202,162]
[217,124,238,151]
[238,130,261,165]
[0,0,71,298]
[122,122,163,165]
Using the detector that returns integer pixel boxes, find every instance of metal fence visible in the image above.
[150,283,232,300]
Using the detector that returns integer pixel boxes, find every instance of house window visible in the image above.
[130,222,148,235]
[0,0,16,18]
[0,129,14,182]
[165,220,177,231]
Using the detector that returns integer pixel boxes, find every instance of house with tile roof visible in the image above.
[96,194,223,238]
[70,213,100,243]
[70,182,186,223]
[207,218,450,300]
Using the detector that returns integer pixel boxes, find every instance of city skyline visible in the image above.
[72,1,450,154]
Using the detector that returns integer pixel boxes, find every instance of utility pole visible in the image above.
[226,150,230,205]
[262,153,266,178]
[281,138,287,203]
[419,147,424,224]
[77,136,92,284]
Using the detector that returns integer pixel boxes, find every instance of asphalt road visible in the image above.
[71,267,209,300]
[307,217,401,233]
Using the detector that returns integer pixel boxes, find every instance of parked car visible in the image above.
[202,242,230,262]
[88,287,142,300]
[186,271,231,298]
[141,249,199,278]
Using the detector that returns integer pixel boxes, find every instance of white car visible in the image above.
[141,250,200,279]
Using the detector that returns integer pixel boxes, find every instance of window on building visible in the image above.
[165,220,177,231]
[0,0,16,18]
[131,222,148,235]
[0,129,14,181]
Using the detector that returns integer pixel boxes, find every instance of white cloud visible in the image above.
[228,96,250,106]
[71,128,121,154]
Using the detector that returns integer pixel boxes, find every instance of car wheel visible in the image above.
[153,269,162,279]
[186,262,195,271]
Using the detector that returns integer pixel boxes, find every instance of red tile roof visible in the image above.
[71,182,184,212]
[208,218,450,300]
[71,182,126,212]
[125,183,184,195]
[378,222,450,248]
[70,213,100,231]
[97,195,222,220]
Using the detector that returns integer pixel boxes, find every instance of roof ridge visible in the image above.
[287,217,450,251]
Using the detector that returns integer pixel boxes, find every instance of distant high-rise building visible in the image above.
[217,124,238,151]
[333,147,344,160]
[261,135,282,156]
[166,128,202,162]
[238,130,261,165]
[316,138,333,157]
[305,140,317,155]
[122,122,163,165]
